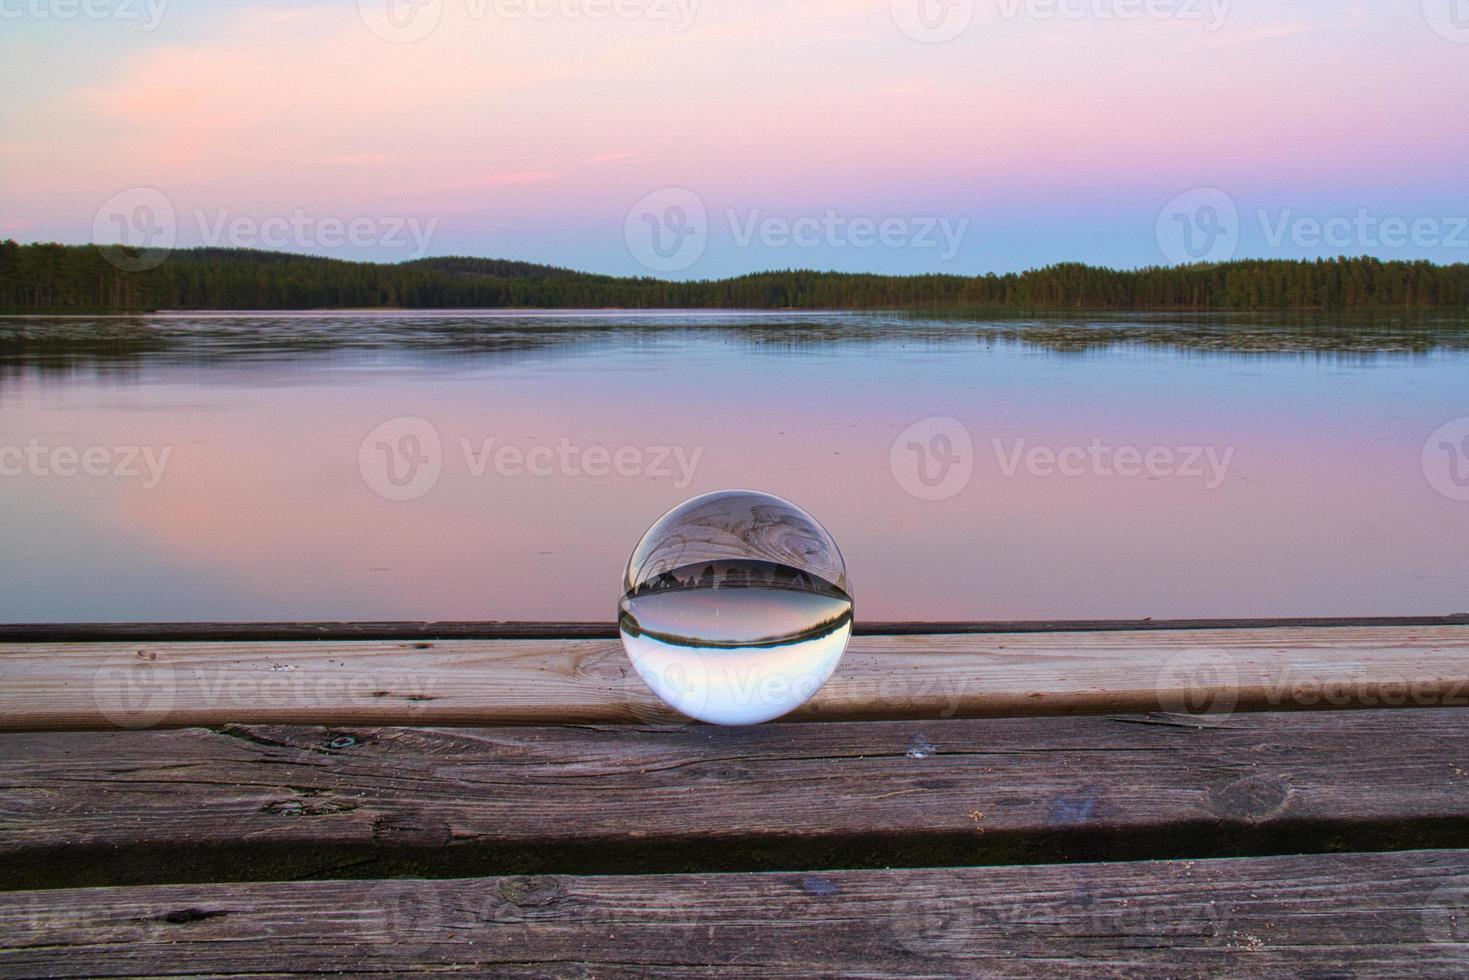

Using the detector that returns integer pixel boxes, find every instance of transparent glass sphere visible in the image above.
[618,489,853,725]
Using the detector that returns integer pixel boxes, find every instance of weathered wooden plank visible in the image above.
[3,709,1467,889]
[3,615,1466,642]
[2,852,1466,977]
[4,626,1466,730]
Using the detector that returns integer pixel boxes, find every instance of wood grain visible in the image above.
[4,625,1467,730]
[2,851,1466,977]
[3,709,1468,888]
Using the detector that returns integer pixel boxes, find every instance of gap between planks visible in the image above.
[4,614,1467,643]
[2,625,1467,730]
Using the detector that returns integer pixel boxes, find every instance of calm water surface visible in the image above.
[2,310,1466,622]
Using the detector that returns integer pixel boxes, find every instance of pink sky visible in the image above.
[2,0,1466,275]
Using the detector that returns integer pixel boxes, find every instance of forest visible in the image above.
[2,240,1467,312]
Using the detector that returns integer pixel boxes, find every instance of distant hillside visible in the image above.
[2,241,1467,312]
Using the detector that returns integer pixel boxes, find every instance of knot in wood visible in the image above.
[498,875,564,908]
[1208,774,1290,821]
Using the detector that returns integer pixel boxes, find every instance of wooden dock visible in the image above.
[2,620,1468,976]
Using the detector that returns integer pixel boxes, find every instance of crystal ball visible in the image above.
[618,489,853,725]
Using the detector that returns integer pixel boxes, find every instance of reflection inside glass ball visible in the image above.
[618,489,853,725]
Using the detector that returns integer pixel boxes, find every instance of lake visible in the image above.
[2,310,1466,623]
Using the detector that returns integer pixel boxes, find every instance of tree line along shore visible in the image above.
[2,241,1467,312]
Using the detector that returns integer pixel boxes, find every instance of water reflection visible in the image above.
[0,311,1466,623]
[2,310,1468,381]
